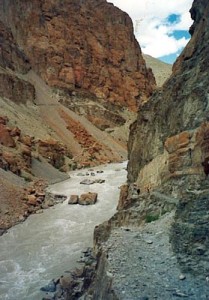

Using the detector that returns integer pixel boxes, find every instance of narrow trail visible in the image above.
[103,213,209,299]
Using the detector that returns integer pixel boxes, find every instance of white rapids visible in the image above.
[0,161,127,300]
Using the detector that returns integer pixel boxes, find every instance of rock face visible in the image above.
[1,0,154,229]
[59,2,209,299]
[0,0,155,111]
[128,0,209,187]
[79,192,98,205]
[127,0,209,276]
[0,20,30,73]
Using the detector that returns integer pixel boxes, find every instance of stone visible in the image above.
[79,192,98,205]
[68,195,79,204]
[37,139,71,170]
[179,274,186,280]
[59,275,74,289]
[95,179,105,184]
[80,179,95,185]
[27,195,37,206]
[40,280,56,293]
[0,124,16,148]
[0,229,6,236]
[146,240,153,245]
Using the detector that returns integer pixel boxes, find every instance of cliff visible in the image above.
[0,0,156,172]
[63,0,209,298]
[0,0,155,111]
[127,0,209,277]
[0,0,156,231]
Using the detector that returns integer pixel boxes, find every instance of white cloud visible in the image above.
[108,0,193,58]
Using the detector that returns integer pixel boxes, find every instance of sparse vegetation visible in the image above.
[145,214,160,223]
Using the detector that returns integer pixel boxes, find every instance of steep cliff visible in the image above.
[127,0,209,278]
[67,1,209,299]
[0,0,155,111]
[0,0,155,230]
[0,0,156,170]
[128,0,209,187]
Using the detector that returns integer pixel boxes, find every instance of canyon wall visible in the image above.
[128,0,209,189]
[71,2,209,298]
[0,0,156,230]
[0,0,155,111]
[126,0,209,276]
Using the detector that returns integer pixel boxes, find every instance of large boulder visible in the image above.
[79,192,98,205]
[68,195,79,204]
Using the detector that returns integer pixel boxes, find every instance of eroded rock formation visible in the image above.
[0,0,155,111]
[61,1,209,299]
[0,0,155,230]
[126,0,209,279]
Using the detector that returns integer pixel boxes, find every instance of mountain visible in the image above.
[71,0,209,298]
[143,54,172,87]
[0,0,155,230]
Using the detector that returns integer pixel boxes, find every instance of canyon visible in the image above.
[0,0,208,299]
[0,0,156,231]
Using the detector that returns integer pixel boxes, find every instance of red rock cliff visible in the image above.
[0,0,155,111]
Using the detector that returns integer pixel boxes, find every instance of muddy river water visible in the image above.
[0,162,127,300]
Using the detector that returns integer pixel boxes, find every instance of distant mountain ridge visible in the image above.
[143,54,172,87]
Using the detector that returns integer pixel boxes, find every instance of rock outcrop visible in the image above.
[127,0,209,278]
[0,0,155,111]
[128,0,209,188]
[56,1,209,299]
[1,0,155,230]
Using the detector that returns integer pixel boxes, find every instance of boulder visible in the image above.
[80,179,95,185]
[79,192,98,205]
[68,195,79,204]
[27,195,37,206]
[0,124,16,147]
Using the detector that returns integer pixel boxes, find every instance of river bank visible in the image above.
[0,161,127,300]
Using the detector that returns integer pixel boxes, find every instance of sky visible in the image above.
[108,0,194,64]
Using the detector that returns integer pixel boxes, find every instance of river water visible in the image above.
[0,162,127,300]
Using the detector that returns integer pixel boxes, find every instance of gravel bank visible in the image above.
[103,212,209,300]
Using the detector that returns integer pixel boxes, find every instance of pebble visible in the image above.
[179,274,186,280]
[40,280,56,293]
[146,240,153,244]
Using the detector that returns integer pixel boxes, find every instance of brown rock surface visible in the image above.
[0,0,155,111]
[68,195,79,205]
[0,124,16,147]
[128,0,209,186]
[79,192,98,205]
[0,70,35,104]
[37,138,72,170]
[126,0,209,278]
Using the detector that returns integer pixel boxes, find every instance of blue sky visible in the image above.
[108,0,193,64]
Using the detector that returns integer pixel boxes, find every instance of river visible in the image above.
[0,161,127,300]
